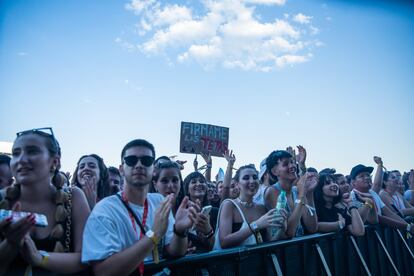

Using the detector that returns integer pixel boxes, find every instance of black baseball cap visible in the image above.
[350,164,374,179]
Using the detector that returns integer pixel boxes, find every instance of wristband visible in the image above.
[206,164,212,169]
[39,250,49,268]
[173,224,188,238]
[338,220,345,230]
[364,201,373,209]
[249,222,259,233]
[407,224,412,232]
[204,228,214,239]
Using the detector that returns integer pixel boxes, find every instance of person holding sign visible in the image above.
[82,139,197,276]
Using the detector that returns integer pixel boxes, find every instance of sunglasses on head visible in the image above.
[124,155,154,167]
[16,127,60,151]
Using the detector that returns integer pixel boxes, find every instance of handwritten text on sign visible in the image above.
[180,122,229,157]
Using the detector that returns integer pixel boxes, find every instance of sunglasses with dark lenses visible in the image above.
[16,127,60,151]
[124,155,155,167]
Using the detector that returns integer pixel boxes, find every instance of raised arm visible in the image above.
[221,150,236,202]
[372,156,383,194]
[201,153,212,182]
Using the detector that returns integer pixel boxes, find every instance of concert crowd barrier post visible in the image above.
[144,226,414,276]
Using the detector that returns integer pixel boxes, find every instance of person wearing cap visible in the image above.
[253,158,279,211]
[349,164,414,234]
[265,148,318,238]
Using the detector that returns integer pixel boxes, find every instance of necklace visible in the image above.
[237,197,254,208]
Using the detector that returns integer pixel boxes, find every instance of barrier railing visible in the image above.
[144,225,414,276]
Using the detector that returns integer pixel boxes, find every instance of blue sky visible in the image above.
[1,0,413,177]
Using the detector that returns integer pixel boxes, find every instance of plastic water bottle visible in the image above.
[276,190,287,211]
[270,190,286,240]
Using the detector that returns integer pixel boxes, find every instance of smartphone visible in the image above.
[201,205,212,216]
[0,209,48,227]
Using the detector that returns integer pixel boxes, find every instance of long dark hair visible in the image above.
[183,171,208,207]
[314,174,342,209]
[71,154,110,200]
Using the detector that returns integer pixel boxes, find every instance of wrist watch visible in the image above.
[145,230,159,246]
[295,198,306,206]
[250,222,259,233]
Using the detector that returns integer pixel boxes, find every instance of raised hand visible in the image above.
[286,146,296,163]
[342,193,352,206]
[152,194,174,239]
[201,152,212,166]
[193,155,198,171]
[81,175,97,209]
[296,145,307,165]
[305,173,318,193]
[373,156,383,166]
[223,149,236,166]
[175,196,198,234]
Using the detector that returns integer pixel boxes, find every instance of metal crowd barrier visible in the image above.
[144,225,414,276]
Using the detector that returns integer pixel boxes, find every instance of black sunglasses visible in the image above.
[16,127,60,152]
[124,155,154,167]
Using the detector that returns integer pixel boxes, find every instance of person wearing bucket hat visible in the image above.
[253,158,278,211]
[349,163,414,234]
[265,147,318,238]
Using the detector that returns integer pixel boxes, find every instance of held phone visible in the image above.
[0,209,48,227]
[201,205,212,216]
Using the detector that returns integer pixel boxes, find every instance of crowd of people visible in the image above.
[0,127,413,275]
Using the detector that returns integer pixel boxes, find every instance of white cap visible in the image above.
[258,159,267,180]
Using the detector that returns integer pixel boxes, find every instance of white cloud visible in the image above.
[124,0,321,71]
[243,0,286,5]
[293,13,312,24]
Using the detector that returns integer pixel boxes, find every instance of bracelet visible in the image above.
[338,220,345,230]
[204,229,214,239]
[407,224,412,232]
[364,201,373,209]
[206,164,212,169]
[38,250,49,268]
[173,224,188,238]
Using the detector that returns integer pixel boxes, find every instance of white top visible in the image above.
[350,189,385,215]
[82,192,174,263]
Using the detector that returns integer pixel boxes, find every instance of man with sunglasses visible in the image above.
[82,139,196,275]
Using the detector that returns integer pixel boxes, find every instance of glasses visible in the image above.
[16,127,60,152]
[123,155,154,167]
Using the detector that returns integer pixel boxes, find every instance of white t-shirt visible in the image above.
[82,192,174,263]
[350,189,385,215]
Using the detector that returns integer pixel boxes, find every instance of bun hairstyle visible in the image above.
[0,130,70,252]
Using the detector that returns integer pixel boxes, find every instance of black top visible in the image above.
[316,205,352,227]
[188,207,219,253]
